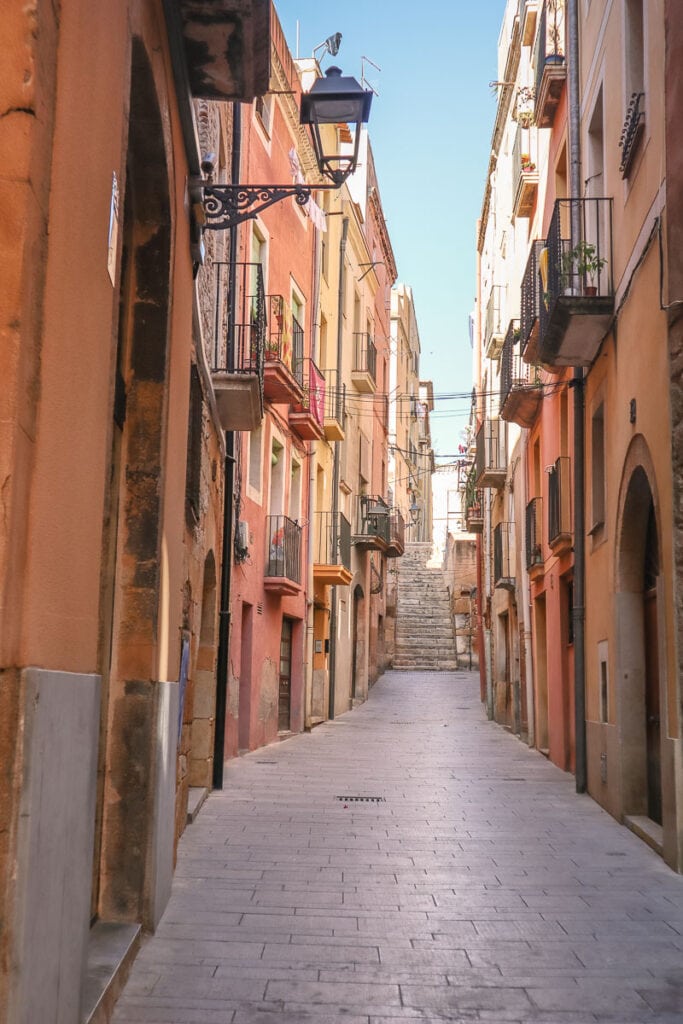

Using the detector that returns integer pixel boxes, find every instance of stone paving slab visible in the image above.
[113,670,683,1023]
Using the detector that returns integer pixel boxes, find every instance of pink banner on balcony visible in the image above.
[309,362,325,423]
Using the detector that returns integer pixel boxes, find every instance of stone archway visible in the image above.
[93,37,172,927]
[614,438,664,828]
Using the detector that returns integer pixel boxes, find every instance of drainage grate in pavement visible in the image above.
[336,795,386,803]
[255,760,277,764]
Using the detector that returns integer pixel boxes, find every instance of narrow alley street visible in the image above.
[113,671,683,1024]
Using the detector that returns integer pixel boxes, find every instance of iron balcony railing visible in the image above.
[484,285,505,357]
[212,261,266,383]
[475,418,507,482]
[313,511,351,570]
[294,358,326,426]
[548,455,571,544]
[323,367,346,424]
[512,124,538,209]
[265,514,302,584]
[534,1,566,96]
[266,295,305,388]
[494,521,515,587]
[389,508,405,551]
[499,320,520,409]
[525,497,543,571]
[619,91,645,178]
[540,196,614,336]
[352,332,377,381]
[354,494,390,544]
[520,240,545,353]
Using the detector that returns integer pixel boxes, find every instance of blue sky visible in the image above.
[275,0,507,458]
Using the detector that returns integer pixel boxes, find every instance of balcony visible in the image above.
[537,198,614,368]
[352,494,390,551]
[264,295,304,404]
[289,359,326,440]
[313,512,352,586]
[548,455,572,553]
[323,368,346,440]
[211,261,265,431]
[484,286,506,359]
[264,515,302,595]
[534,1,566,128]
[351,333,377,393]
[519,0,538,45]
[387,508,405,558]
[500,319,543,429]
[525,498,544,579]
[494,521,515,590]
[474,419,507,489]
[619,92,645,179]
[464,468,484,534]
[520,240,545,364]
[512,126,539,219]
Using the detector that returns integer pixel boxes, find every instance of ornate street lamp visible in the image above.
[200,66,373,232]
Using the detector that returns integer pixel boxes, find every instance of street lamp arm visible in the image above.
[201,182,337,231]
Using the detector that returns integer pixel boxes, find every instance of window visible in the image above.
[254,91,274,138]
[248,423,263,496]
[289,459,302,522]
[591,403,605,531]
[598,639,609,723]
[625,0,644,99]
[270,439,285,516]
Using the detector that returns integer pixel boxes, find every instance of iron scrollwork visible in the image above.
[202,184,312,231]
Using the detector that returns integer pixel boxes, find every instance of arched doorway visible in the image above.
[92,37,172,925]
[615,455,663,827]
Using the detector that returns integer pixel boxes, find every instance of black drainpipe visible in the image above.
[213,103,241,789]
[328,215,349,721]
[567,0,587,793]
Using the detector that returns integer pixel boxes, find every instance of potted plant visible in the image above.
[566,240,607,295]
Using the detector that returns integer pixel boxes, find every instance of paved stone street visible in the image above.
[113,671,683,1024]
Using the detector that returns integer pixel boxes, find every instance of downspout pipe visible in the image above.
[328,215,349,721]
[213,102,241,789]
[567,0,587,793]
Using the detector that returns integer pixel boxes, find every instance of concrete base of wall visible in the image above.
[9,668,100,1024]
[82,921,140,1024]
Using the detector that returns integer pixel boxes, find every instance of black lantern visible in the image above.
[300,66,373,186]
[198,66,373,234]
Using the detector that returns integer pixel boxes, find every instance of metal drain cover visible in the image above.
[336,795,385,803]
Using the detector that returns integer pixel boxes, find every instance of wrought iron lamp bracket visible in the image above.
[199,182,336,231]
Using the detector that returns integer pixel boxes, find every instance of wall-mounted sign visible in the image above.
[107,172,119,286]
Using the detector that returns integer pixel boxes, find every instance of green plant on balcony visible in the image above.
[563,240,607,295]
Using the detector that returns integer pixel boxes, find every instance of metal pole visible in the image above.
[328,215,348,720]
[213,102,241,789]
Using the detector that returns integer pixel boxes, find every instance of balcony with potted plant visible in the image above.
[211,261,265,431]
[537,197,614,368]
[512,112,539,219]
[289,358,326,440]
[533,0,566,128]
[263,294,305,404]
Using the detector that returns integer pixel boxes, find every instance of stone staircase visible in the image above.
[393,542,459,671]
